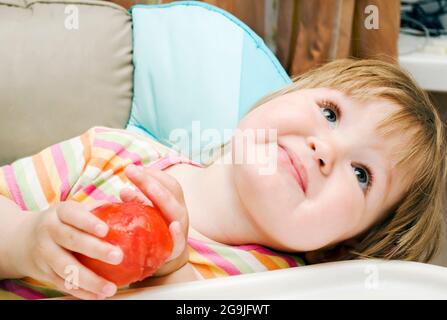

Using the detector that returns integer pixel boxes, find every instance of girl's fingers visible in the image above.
[46,271,103,300]
[46,245,118,298]
[50,223,123,266]
[119,187,153,206]
[125,165,185,204]
[166,221,186,262]
[124,166,188,232]
[143,168,186,203]
[56,201,109,238]
[84,200,108,211]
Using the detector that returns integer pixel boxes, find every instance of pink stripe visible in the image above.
[0,280,46,300]
[51,145,71,201]
[2,165,27,210]
[236,244,298,267]
[149,153,204,171]
[93,139,142,165]
[148,157,178,171]
[82,184,119,202]
[188,238,241,276]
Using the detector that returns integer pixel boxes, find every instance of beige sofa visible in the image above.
[0,0,133,165]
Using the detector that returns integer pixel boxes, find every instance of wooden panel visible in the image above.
[290,0,355,76]
[108,0,159,9]
[334,0,355,59]
[276,0,295,70]
[351,0,400,61]
[161,0,265,38]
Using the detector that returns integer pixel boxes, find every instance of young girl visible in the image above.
[0,59,445,300]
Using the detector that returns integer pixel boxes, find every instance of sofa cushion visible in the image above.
[0,0,133,165]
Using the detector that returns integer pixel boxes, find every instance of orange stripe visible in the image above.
[32,154,56,204]
[80,130,92,166]
[193,264,218,279]
[250,250,282,270]
[89,158,124,176]
[0,169,12,198]
[92,149,134,174]
[89,158,109,171]
[21,277,57,289]
[72,190,88,202]
[102,158,129,175]
[117,171,130,182]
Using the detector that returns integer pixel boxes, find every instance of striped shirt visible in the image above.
[0,127,304,299]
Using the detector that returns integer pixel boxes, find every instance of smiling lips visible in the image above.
[278,144,308,194]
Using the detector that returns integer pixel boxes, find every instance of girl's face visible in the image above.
[232,88,410,252]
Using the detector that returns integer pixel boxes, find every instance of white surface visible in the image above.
[399,34,447,92]
[111,260,447,300]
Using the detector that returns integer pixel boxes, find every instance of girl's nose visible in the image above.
[306,136,335,176]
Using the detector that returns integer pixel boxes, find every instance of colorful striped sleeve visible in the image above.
[0,126,168,211]
[187,238,305,280]
[68,127,165,205]
[0,128,96,211]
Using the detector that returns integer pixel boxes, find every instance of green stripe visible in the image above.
[13,160,38,211]
[96,131,158,162]
[0,289,25,300]
[74,171,122,200]
[208,244,255,274]
[293,254,306,266]
[262,249,306,267]
[282,253,306,266]
[95,176,124,200]
[60,139,79,189]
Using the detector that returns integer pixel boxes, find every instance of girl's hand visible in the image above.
[120,165,189,277]
[13,201,124,300]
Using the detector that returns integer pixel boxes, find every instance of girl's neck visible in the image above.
[165,146,264,246]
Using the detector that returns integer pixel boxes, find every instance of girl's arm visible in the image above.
[0,195,29,279]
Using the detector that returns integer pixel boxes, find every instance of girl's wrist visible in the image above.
[0,208,33,279]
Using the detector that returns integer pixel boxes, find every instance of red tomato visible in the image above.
[74,202,173,287]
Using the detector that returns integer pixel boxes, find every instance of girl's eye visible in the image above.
[322,108,337,122]
[318,101,340,127]
[352,166,373,192]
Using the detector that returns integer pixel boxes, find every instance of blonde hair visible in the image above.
[249,58,446,263]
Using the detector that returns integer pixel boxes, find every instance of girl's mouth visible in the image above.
[277,144,308,194]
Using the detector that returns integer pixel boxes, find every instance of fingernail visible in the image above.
[95,224,108,237]
[108,249,123,264]
[102,283,117,297]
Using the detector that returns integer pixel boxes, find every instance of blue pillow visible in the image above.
[127,1,291,161]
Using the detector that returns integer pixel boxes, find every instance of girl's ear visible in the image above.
[304,238,360,264]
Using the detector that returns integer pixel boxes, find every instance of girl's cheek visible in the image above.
[318,183,359,224]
